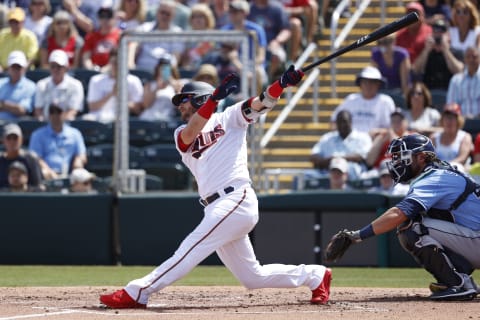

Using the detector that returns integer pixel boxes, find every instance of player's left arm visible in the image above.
[249,65,304,112]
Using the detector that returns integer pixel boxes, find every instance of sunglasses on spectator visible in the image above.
[5,134,19,140]
[456,8,469,15]
[31,1,44,5]
[159,10,172,17]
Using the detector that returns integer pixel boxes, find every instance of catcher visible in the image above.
[324,133,480,301]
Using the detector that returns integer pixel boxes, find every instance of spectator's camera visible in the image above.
[434,36,442,45]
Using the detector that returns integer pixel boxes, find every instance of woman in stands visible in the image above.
[24,0,52,47]
[431,102,473,171]
[139,54,181,122]
[404,81,441,135]
[449,0,480,54]
[370,32,411,97]
[115,0,147,31]
[39,10,83,69]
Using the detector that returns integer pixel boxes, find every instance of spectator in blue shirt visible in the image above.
[29,104,87,180]
[0,51,36,120]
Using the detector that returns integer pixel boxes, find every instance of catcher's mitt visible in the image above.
[324,229,357,262]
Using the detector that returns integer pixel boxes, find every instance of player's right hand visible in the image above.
[279,65,304,88]
[211,73,240,101]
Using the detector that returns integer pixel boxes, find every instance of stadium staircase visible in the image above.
[259,0,408,192]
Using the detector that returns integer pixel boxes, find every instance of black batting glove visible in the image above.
[279,65,304,88]
[211,73,240,101]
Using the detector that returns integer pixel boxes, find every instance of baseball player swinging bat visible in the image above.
[301,12,420,73]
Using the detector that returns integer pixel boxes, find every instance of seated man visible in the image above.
[0,123,43,189]
[310,110,372,180]
[33,50,84,121]
[29,104,87,180]
[0,51,36,121]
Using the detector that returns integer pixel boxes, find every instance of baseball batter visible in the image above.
[100,67,332,309]
[327,133,480,301]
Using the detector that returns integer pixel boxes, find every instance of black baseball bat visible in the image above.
[301,12,419,72]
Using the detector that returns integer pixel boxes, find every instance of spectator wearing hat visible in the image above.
[139,54,181,122]
[0,123,43,189]
[430,102,473,170]
[330,66,395,137]
[404,81,441,135]
[328,157,350,190]
[33,49,84,121]
[446,46,480,118]
[4,161,30,192]
[81,7,121,72]
[310,110,372,181]
[371,32,411,97]
[69,167,96,193]
[39,10,84,69]
[221,0,268,92]
[248,0,291,81]
[0,51,36,120]
[0,7,38,71]
[29,102,87,180]
[366,107,413,169]
[395,2,432,64]
[83,48,144,123]
[413,17,464,92]
[24,0,53,46]
[367,159,409,195]
[129,0,184,72]
[448,0,480,55]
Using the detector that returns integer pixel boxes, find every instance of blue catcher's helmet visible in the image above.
[386,133,435,183]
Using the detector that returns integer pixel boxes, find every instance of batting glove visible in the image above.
[211,73,240,101]
[279,65,304,88]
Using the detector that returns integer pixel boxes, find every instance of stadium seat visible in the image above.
[126,119,177,146]
[69,119,113,146]
[69,68,100,95]
[430,89,447,110]
[86,144,142,177]
[17,119,46,146]
[463,119,480,140]
[139,144,192,190]
[43,178,70,192]
[25,69,50,82]
[129,69,153,85]
[381,89,406,109]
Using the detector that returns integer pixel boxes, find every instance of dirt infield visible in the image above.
[0,286,478,320]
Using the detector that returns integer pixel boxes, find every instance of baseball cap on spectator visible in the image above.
[329,157,348,173]
[432,18,448,32]
[7,50,28,68]
[8,161,28,174]
[443,102,462,115]
[355,66,386,86]
[53,10,72,22]
[3,123,23,138]
[97,7,114,19]
[406,2,424,14]
[194,64,219,84]
[391,107,406,119]
[7,7,25,22]
[48,49,69,67]
[229,0,250,14]
[378,159,391,177]
[70,168,96,185]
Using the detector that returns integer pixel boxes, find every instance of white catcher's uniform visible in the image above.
[124,101,328,304]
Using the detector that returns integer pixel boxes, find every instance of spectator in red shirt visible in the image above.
[395,2,432,63]
[81,7,121,72]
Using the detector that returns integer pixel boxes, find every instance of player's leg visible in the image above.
[397,218,478,301]
[101,187,256,307]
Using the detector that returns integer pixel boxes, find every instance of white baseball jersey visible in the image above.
[123,99,329,305]
[174,101,252,199]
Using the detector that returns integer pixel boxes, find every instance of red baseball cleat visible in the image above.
[100,289,146,309]
[310,268,332,304]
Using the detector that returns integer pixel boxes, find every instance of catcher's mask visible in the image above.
[172,81,215,109]
[386,133,435,183]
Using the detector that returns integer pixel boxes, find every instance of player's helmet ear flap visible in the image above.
[386,133,435,183]
[172,81,215,109]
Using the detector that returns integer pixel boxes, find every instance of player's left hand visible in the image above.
[279,65,304,88]
[211,73,240,101]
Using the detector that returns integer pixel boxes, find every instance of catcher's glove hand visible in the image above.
[324,229,361,262]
